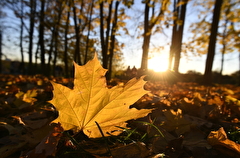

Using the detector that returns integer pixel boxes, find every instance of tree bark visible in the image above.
[105,1,113,68]
[99,1,106,68]
[28,0,36,75]
[168,0,177,70]
[64,3,71,78]
[168,0,187,73]
[19,0,25,74]
[99,0,113,69]
[173,0,187,73]
[141,0,150,71]
[84,0,94,64]
[108,1,119,80]
[47,28,55,75]
[39,0,46,75]
[239,51,240,85]
[72,0,82,65]
[203,0,223,85]
[34,40,40,69]
[0,30,2,73]
[52,0,63,76]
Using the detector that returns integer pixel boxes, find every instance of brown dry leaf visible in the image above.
[21,124,54,149]
[180,93,204,117]
[0,136,27,158]
[183,128,211,149]
[0,124,53,158]
[193,92,206,102]
[110,142,150,158]
[207,127,240,156]
[207,95,223,107]
[162,109,191,135]
[88,142,149,158]
[14,110,52,129]
[24,123,63,158]
[50,54,152,138]
[0,123,18,135]
[151,130,176,153]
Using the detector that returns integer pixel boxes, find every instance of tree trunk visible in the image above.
[47,28,55,75]
[34,40,39,69]
[99,0,113,69]
[39,0,46,75]
[19,0,25,74]
[28,0,36,75]
[173,0,187,73]
[64,4,70,78]
[203,0,223,85]
[52,1,63,76]
[239,51,240,85]
[52,36,58,76]
[72,0,82,65]
[108,1,119,80]
[84,0,94,64]
[0,30,2,73]
[168,0,177,70]
[141,0,150,71]
[99,1,107,68]
[105,1,113,68]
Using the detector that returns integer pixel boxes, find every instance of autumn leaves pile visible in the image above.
[1,54,239,157]
[48,54,240,157]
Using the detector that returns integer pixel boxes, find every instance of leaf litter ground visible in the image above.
[0,65,240,157]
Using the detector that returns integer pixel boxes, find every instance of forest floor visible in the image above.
[0,74,239,158]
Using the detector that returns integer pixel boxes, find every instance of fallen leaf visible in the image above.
[23,89,38,103]
[162,109,191,135]
[49,54,152,138]
[15,89,38,104]
[110,142,150,158]
[14,110,53,129]
[207,127,240,156]
[14,90,38,109]
[184,114,212,128]
[183,128,211,149]
[0,136,27,158]
[225,95,240,106]
[24,123,63,158]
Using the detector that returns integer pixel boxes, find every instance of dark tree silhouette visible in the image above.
[39,0,46,75]
[203,0,223,85]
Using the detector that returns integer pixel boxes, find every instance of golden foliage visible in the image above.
[49,54,152,138]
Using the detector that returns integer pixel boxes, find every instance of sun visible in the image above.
[148,53,169,72]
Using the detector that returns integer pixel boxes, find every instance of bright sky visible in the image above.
[121,0,239,75]
[123,44,239,75]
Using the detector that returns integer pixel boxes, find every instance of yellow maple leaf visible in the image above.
[49,54,152,138]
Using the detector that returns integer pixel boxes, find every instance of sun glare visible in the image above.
[148,53,169,72]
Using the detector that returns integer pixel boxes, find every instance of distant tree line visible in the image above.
[0,0,239,85]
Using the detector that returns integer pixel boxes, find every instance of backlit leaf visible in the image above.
[49,54,152,138]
